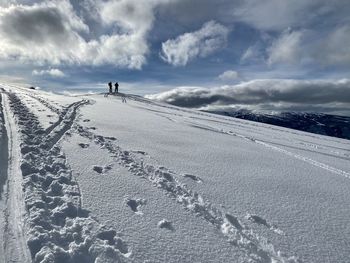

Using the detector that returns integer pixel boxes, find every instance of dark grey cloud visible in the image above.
[157,0,235,26]
[146,79,350,115]
[233,0,350,31]
[1,6,67,43]
[0,1,152,68]
[157,0,350,32]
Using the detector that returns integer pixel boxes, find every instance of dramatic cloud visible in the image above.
[32,68,65,78]
[99,0,160,33]
[146,79,350,114]
[218,70,239,82]
[0,0,161,69]
[0,1,86,64]
[160,21,230,66]
[0,0,349,98]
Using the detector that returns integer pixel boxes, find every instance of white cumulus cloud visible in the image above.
[32,68,65,78]
[218,70,239,82]
[0,0,165,69]
[160,20,230,66]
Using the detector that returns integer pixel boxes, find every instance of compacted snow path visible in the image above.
[2,92,31,262]
[0,87,132,262]
[0,92,8,263]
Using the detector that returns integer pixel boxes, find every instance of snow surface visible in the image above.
[0,84,349,263]
[0,92,7,263]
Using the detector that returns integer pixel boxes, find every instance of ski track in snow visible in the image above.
[2,91,32,262]
[138,99,350,181]
[1,89,131,263]
[0,92,8,263]
[0,92,7,197]
[76,123,300,263]
[132,95,350,158]
[183,120,350,180]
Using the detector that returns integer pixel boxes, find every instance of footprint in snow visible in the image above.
[93,166,103,174]
[246,214,284,235]
[157,219,174,231]
[131,150,147,155]
[125,198,146,215]
[92,165,112,174]
[96,229,131,256]
[183,174,202,183]
[105,136,117,141]
[78,143,89,148]
[83,119,90,122]
[225,213,243,230]
[104,165,112,172]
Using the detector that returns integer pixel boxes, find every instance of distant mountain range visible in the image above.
[205,109,350,140]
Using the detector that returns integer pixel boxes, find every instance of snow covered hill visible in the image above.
[0,84,349,263]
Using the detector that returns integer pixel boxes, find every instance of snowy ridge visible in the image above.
[76,123,300,263]
[6,92,130,262]
[130,94,350,145]
[130,95,350,179]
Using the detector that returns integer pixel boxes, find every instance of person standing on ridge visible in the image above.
[108,82,112,94]
[114,82,119,94]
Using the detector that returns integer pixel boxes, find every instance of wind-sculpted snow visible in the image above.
[76,124,300,263]
[7,93,130,262]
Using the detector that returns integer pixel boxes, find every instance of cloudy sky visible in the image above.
[0,0,350,114]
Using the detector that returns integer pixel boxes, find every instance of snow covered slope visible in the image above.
[0,84,349,263]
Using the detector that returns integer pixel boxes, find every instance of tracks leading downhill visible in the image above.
[0,87,129,262]
[2,92,31,262]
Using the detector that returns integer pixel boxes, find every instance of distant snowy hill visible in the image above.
[0,84,349,263]
[205,109,350,140]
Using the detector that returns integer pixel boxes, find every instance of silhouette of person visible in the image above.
[108,82,113,94]
[114,82,119,94]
